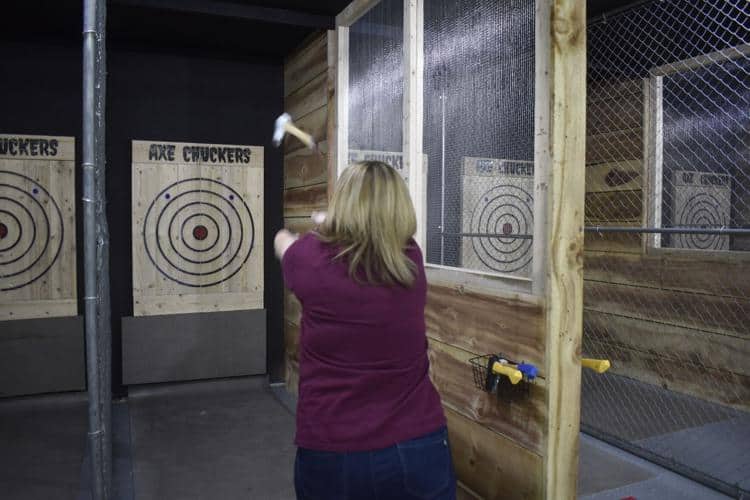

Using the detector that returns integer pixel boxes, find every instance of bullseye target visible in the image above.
[132,140,264,317]
[462,157,534,277]
[672,171,730,251]
[0,171,64,291]
[469,185,534,273]
[0,134,77,321]
[142,178,255,287]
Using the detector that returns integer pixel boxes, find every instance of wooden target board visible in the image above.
[672,170,731,251]
[461,157,534,277]
[0,134,77,320]
[132,140,264,316]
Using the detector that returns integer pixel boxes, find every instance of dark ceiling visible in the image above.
[1,0,641,58]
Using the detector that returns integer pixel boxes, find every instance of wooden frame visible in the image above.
[644,43,750,257]
[333,0,428,249]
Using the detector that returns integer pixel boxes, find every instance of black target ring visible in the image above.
[143,178,255,287]
[0,199,35,264]
[0,171,64,291]
[0,208,24,253]
[180,212,221,253]
[676,193,728,250]
[470,185,533,273]
[164,198,232,266]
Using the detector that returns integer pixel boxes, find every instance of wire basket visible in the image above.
[469,354,536,399]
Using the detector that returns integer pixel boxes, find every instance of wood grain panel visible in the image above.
[583,310,750,409]
[446,407,543,500]
[588,78,643,102]
[584,252,660,287]
[661,255,750,299]
[428,339,545,455]
[284,142,329,189]
[584,230,641,254]
[587,96,643,135]
[584,190,642,223]
[584,281,750,339]
[0,136,77,320]
[542,2,587,496]
[286,72,328,123]
[284,33,328,97]
[425,285,545,375]
[586,128,642,165]
[584,251,750,299]
[283,183,328,217]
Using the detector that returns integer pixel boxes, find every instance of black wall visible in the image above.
[0,39,285,394]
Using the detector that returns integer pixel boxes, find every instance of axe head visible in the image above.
[272,112,292,147]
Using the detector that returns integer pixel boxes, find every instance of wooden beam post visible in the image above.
[403,0,426,250]
[536,0,587,499]
[335,25,349,181]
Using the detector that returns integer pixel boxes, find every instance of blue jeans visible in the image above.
[294,427,457,500]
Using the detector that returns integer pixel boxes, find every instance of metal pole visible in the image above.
[94,0,112,495]
[440,94,446,265]
[83,0,110,498]
[585,226,750,235]
[439,227,750,240]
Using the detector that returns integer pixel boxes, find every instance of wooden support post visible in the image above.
[403,0,426,250]
[536,0,587,499]
[335,25,349,180]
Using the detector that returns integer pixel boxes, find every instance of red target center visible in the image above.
[192,225,209,241]
[0,223,7,239]
[502,222,513,235]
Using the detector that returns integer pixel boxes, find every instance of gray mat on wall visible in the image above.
[0,316,85,398]
[122,309,266,385]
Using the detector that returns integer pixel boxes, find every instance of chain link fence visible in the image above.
[582,0,749,496]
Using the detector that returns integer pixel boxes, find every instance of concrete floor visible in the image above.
[578,434,732,500]
[0,377,738,499]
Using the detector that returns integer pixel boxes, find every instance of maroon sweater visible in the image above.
[281,233,446,452]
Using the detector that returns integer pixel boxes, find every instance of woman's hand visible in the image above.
[311,211,326,225]
[274,229,298,260]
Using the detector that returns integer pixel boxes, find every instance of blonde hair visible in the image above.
[318,161,417,287]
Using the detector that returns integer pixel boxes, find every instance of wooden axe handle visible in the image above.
[284,122,316,150]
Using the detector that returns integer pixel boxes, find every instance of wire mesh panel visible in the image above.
[423,0,534,274]
[584,0,750,496]
[347,0,405,173]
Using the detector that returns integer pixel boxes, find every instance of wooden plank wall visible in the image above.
[282,32,333,393]
[584,80,750,410]
[425,284,546,499]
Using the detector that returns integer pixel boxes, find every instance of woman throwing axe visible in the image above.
[275,161,456,500]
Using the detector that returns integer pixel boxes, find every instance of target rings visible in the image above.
[143,178,255,287]
[470,185,533,273]
[675,192,728,250]
[0,170,65,291]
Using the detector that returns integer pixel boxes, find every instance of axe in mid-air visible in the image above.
[272,113,317,151]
